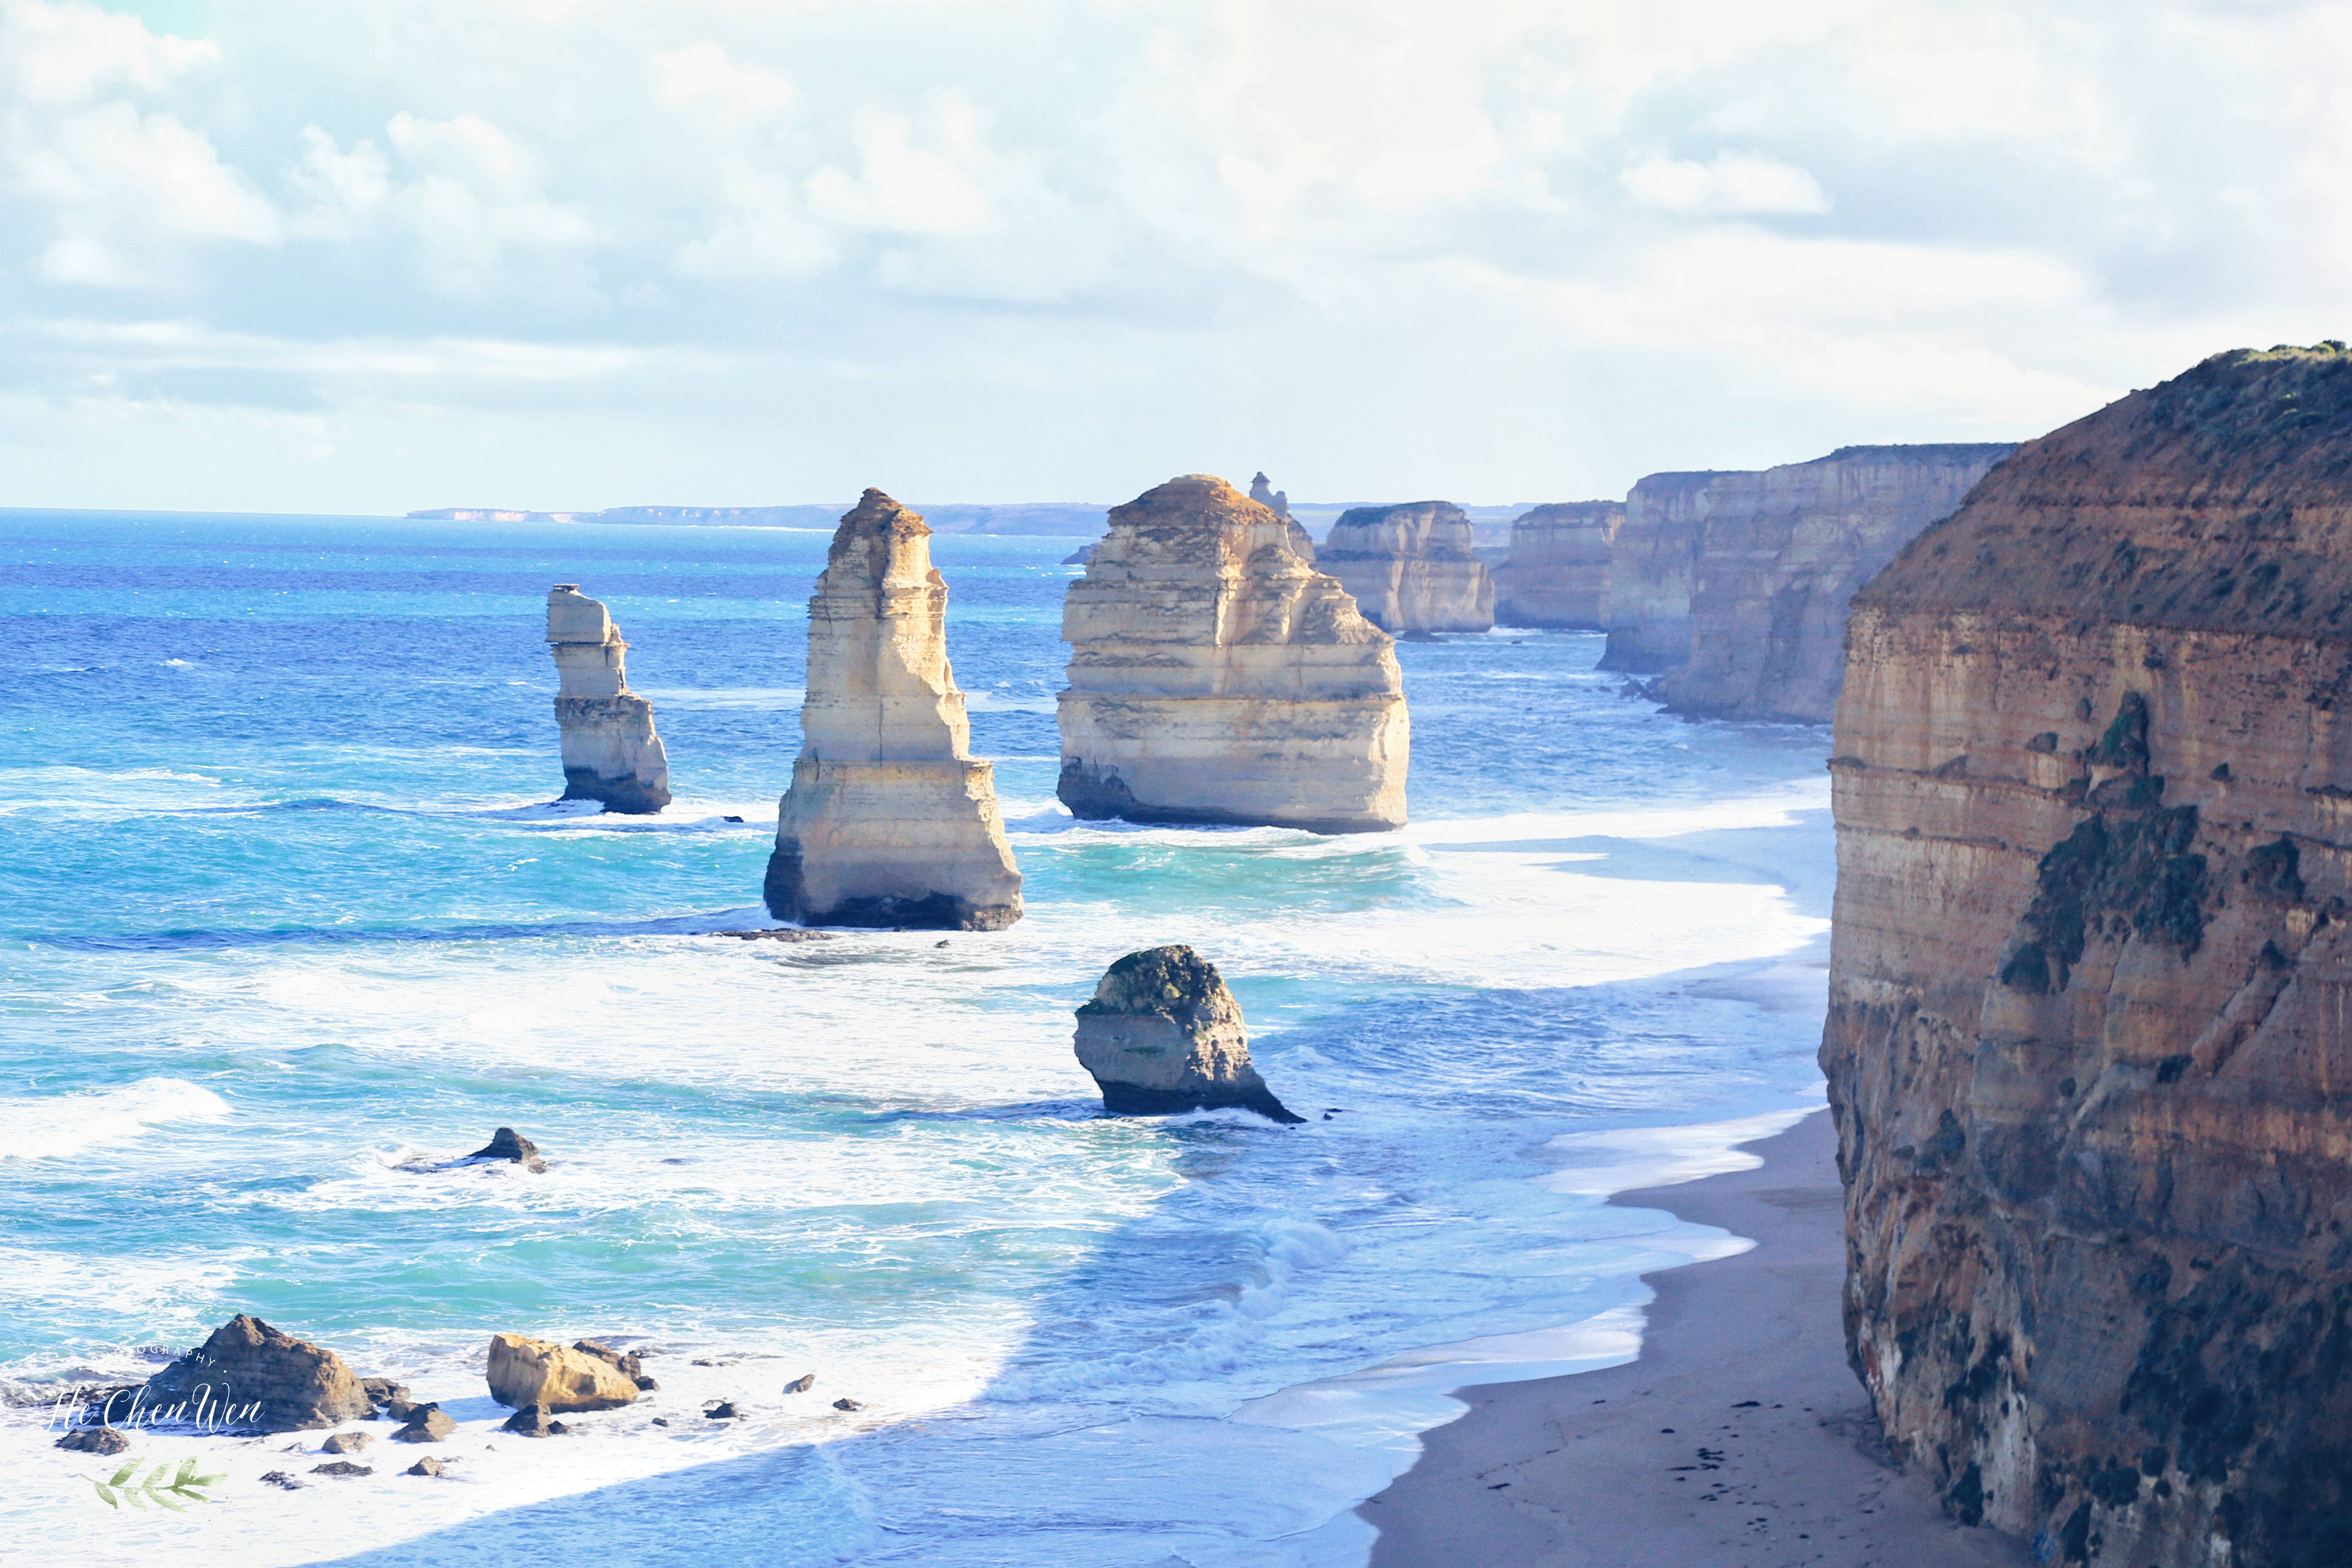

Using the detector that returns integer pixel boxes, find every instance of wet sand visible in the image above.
[1359,1110,2029,1567]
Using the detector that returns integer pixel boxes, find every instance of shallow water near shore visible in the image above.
[0,508,1832,1565]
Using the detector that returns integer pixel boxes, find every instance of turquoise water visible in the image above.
[0,509,1832,1565]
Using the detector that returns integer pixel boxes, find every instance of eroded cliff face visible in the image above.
[1059,474,1408,833]
[1826,347,2352,1567]
[1598,470,1729,671]
[766,490,1022,930]
[546,585,671,813]
[1493,501,1623,629]
[1655,444,2013,721]
[1318,501,1494,633]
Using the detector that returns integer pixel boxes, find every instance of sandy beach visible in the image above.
[1360,1110,2030,1567]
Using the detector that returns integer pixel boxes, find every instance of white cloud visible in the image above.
[651,41,792,116]
[1620,152,1832,216]
[0,0,217,106]
[14,101,280,285]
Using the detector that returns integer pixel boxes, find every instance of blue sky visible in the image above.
[3,0,2347,513]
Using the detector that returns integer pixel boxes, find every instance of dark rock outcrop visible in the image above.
[140,1315,373,1432]
[406,1456,447,1477]
[393,1409,455,1442]
[1073,946,1302,1123]
[1318,501,1494,633]
[1493,501,1623,629]
[1825,345,2352,1567]
[500,1403,568,1437]
[310,1461,372,1478]
[465,1127,546,1171]
[55,1426,129,1454]
[321,1430,373,1454]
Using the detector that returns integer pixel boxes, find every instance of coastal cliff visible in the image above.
[546,585,671,813]
[1598,471,1730,671]
[1318,501,1494,633]
[1059,474,1408,833]
[765,490,1022,930]
[1493,501,1623,628]
[1825,346,2352,1567]
[1653,444,2013,720]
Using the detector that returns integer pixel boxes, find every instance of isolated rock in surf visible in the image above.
[546,584,671,813]
[764,490,1023,931]
[141,1314,374,1432]
[484,1332,639,1412]
[1826,346,2352,1565]
[1317,501,1494,633]
[1058,474,1408,833]
[1493,501,1623,629]
[1073,946,1301,1123]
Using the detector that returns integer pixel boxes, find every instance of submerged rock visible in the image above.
[763,490,1024,932]
[1059,475,1408,833]
[140,1314,373,1433]
[1493,501,1623,629]
[464,1126,547,1172]
[1318,501,1493,633]
[546,584,671,813]
[1826,345,2352,1565]
[485,1332,639,1413]
[1073,946,1302,1123]
[783,1373,815,1394]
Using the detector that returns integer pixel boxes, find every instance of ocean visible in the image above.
[0,507,1833,1565]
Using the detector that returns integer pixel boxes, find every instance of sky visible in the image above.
[4,0,2351,514]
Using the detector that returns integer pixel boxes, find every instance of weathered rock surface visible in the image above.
[485,1332,640,1413]
[1652,444,2014,719]
[1597,470,1732,672]
[321,1430,373,1454]
[1824,346,2352,1567]
[500,1403,569,1437]
[406,1456,447,1477]
[311,1460,372,1478]
[547,584,671,813]
[1058,475,1408,833]
[1493,501,1623,629]
[1073,945,1302,1122]
[55,1426,129,1454]
[1318,501,1494,633]
[764,490,1023,931]
[140,1315,373,1432]
[393,1408,455,1442]
[465,1126,546,1171]
[1250,471,1314,558]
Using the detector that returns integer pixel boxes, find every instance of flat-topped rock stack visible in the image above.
[1059,474,1408,833]
[1826,347,2352,1566]
[1073,945,1301,1122]
[764,490,1022,930]
[1317,501,1494,633]
[1493,501,1624,628]
[546,585,671,813]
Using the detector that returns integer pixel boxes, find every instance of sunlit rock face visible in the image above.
[764,490,1022,931]
[1250,471,1314,558]
[1072,944,1301,1123]
[1057,474,1408,834]
[1493,501,1624,629]
[547,585,672,813]
[1596,470,1730,673]
[1824,347,2352,1568]
[1317,501,1494,634]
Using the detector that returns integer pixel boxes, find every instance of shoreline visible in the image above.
[1358,1110,2030,1567]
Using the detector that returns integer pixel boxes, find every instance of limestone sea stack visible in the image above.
[546,585,671,813]
[1058,475,1407,833]
[1249,470,1314,558]
[1492,501,1624,629]
[1073,946,1301,1122]
[764,490,1022,930]
[1824,346,2352,1566]
[1652,443,2014,720]
[1317,501,1494,633]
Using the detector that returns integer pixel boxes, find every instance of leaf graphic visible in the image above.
[106,1461,139,1488]
[174,1455,199,1486]
[191,1473,228,1488]
[91,1482,119,1509]
[120,1484,146,1509]
[146,1486,186,1514]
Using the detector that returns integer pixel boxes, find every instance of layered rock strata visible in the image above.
[1653,444,2013,720]
[765,490,1023,930]
[1493,501,1624,628]
[546,585,671,813]
[1318,501,1494,633]
[1073,946,1301,1122]
[1250,471,1314,557]
[141,1315,373,1431]
[1597,471,1731,671]
[1058,474,1408,833]
[1824,346,2352,1567]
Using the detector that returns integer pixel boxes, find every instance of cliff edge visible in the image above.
[1825,345,2352,1567]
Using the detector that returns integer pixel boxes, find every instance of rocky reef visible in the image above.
[546,585,672,813]
[765,490,1023,931]
[1058,474,1408,833]
[1493,501,1624,629]
[1824,346,2352,1566]
[1073,945,1301,1122]
[1318,501,1494,633]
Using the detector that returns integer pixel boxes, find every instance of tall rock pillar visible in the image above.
[764,490,1022,930]
[546,585,671,813]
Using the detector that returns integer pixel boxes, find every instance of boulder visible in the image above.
[1073,946,1302,1123]
[763,490,1024,931]
[406,1457,446,1477]
[310,1461,372,1478]
[500,1403,567,1437]
[832,1398,863,1412]
[546,584,671,813]
[139,1314,373,1432]
[783,1373,815,1394]
[1059,475,1408,833]
[359,1377,408,1407]
[321,1431,373,1454]
[464,1126,546,1171]
[55,1427,129,1454]
[485,1332,639,1412]
[393,1409,455,1442]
